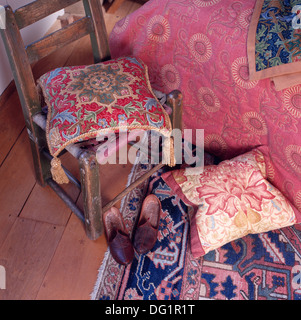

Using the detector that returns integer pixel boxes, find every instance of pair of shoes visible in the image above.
[103,194,161,265]
[133,194,161,255]
[103,207,134,265]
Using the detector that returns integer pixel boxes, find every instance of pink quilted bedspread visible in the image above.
[109,0,301,221]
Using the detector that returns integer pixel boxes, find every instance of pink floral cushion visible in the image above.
[162,149,298,258]
[38,56,172,159]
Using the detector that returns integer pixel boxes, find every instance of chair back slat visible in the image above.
[26,17,94,64]
[1,6,41,127]
[15,0,81,29]
[0,0,110,120]
[83,0,110,63]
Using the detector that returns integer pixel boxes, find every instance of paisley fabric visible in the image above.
[163,149,298,257]
[38,56,172,159]
[109,0,301,222]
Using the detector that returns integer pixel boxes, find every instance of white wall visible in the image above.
[0,0,63,95]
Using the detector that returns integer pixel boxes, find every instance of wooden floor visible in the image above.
[0,1,142,300]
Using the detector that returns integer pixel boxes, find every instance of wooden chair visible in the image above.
[0,0,182,240]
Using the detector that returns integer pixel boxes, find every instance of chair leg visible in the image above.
[167,90,183,131]
[79,150,103,240]
[27,123,52,186]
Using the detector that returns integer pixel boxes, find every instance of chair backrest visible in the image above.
[0,0,110,123]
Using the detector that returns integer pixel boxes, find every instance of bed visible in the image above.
[108,0,301,254]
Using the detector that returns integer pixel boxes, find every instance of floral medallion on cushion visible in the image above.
[162,149,298,258]
[37,57,172,183]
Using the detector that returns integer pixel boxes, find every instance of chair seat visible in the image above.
[37,56,173,183]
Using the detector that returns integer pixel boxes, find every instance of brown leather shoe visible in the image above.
[133,194,161,255]
[103,207,134,265]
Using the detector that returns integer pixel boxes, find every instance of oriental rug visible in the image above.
[91,163,301,300]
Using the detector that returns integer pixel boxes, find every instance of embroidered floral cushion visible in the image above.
[162,149,298,258]
[38,57,172,183]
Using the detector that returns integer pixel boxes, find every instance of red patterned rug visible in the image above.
[91,163,301,300]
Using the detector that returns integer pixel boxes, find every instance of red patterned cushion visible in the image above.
[38,57,172,183]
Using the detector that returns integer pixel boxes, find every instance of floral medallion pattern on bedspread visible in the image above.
[109,0,301,221]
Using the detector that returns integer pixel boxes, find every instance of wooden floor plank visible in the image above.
[0,218,65,300]
[0,92,25,166]
[104,0,127,14]
[64,35,94,67]
[104,0,142,34]
[35,214,106,300]
[20,153,80,226]
[0,130,36,247]
[19,184,75,226]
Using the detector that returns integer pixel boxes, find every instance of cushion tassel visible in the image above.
[50,157,69,184]
[162,135,176,167]
[169,136,175,167]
